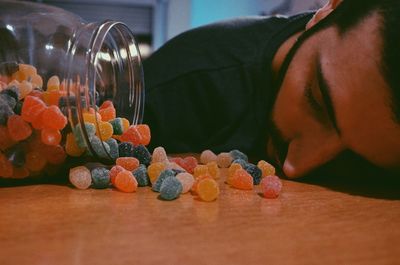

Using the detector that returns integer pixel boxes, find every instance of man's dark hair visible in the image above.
[276,0,400,123]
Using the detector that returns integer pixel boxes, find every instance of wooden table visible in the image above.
[1,165,400,265]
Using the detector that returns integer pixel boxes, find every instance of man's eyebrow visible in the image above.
[316,57,341,134]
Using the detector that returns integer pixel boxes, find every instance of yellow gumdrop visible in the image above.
[193,164,209,179]
[83,112,97,124]
[31,74,43,89]
[19,80,33,99]
[11,70,26,82]
[19,64,37,78]
[206,161,220,179]
[257,160,275,177]
[147,162,167,184]
[47,75,60,91]
[197,178,220,202]
[121,118,130,132]
[96,121,113,141]
[66,133,85,157]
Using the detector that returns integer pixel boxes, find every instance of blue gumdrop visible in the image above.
[106,138,119,160]
[152,169,175,192]
[244,163,262,185]
[132,145,152,166]
[230,149,248,162]
[109,118,124,135]
[159,176,182,201]
[133,164,150,187]
[91,167,110,189]
[118,142,134,157]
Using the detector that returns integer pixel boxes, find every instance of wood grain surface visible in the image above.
[1,163,400,265]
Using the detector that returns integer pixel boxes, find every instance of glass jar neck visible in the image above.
[65,21,144,162]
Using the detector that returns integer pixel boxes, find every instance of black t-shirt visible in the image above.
[143,12,313,158]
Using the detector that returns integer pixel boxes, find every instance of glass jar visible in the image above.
[0,0,144,179]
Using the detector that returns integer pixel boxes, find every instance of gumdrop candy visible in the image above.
[206,161,220,179]
[227,163,243,185]
[110,165,126,186]
[118,142,134,157]
[132,164,150,187]
[132,145,152,166]
[42,144,66,165]
[69,166,92,190]
[47,75,60,91]
[105,138,119,160]
[197,178,220,202]
[88,136,110,159]
[114,170,138,193]
[41,105,67,130]
[257,160,276,177]
[116,157,139,171]
[41,128,62,146]
[230,169,253,190]
[96,121,113,141]
[244,163,262,185]
[176,172,195,194]
[159,176,182,200]
[0,125,16,151]
[200,149,217,164]
[217,152,233,168]
[120,124,151,146]
[152,169,175,192]
[260,175,282,199]
[147,162,167,184]
[99,106,116,122]
[193,165,209,179]
[65,132,85,157]
[151,146,168,164]
[25,151,47,172]
[7,114,32,141]
[109,118,124,135]
[91,167,110,189]
[229,149,248,162]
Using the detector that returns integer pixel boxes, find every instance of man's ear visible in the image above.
[306,0,343,30]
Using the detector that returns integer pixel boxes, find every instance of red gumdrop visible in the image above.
[0,126,17,151]
[7,115,32,141]
[41,145,66,165]
[41,128,62,146]
[41,105,67,130]
[21,95,46,122]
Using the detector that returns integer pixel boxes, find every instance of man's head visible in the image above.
[270,0,400,178]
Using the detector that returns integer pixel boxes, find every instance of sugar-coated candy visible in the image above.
[197,178,220,202]
[41,128,62,146]
[69,166,92,190]
[65,132,85,157]
[91,167,110,189]
[191,174,212,194]
[244,163,262,185]
[19,80,33,99]
[132,145,152,166]
[230,149,248,162]
[217,152,233,168]
[176,172,195,194]
[121,118,130,132]
[232,158,248,168]
[110,165,126,185]
[42,145,66,165]
[73,122,97,148]
[105,138,119,160]
[25,151,47,172]
[132,164,150,187]
[89,136,110,159]
[21,95,46,122]
[120,124,151,146]
[114,170,138,193]
[116,157,139,171]
[109,118,124,135]
[99,106,116,121]
[200,149,217,164]
[41,105,67,130]
[7,115,32,141]
[0,103,14,125]
[147,162,167,184]
[231,169,253,190]
[0,153,13,177]
[82,112,100,124]
[165,161,186,172]
[193,165,209,179]
[152,169,175,192]
[13,101,22,115]
[99,100,114,110]
[0,93,17,109]
[260,175,282,199]
[257,160,276,177]
[0,86,19,101]
[227,163,243,185]
[118,142,134,157]
[11,166,29,179]
[159,176,182,201]
[170,156,198,174]
[151,146,168,164]
[96,121,113,141]
[5,145,25,167]
[47,75,60,91]
[0,125,16,151]
[206,161,220,179]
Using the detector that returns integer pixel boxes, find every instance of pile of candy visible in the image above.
[69,141,283,201]
[0,63,145,178]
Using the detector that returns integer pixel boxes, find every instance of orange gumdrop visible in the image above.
[21,95,46,123]
[110,165,126,186]
[191,174,213,194]
[41,145,66,165]
[0,153,13,178]
[99,100,114,110]
[120,124,151,146]
[7,115,32,141]
[116,157,140,171]
[99,106,116,122]
[231,169,253,190]
[41,105,67,130]
[0,126,17,151]
[41,128,62,146]
[114,170,138,193]
[25,151,47,172]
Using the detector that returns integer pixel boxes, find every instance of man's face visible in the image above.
[270,12,400,178]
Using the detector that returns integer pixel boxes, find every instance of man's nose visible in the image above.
[282,132,345,178]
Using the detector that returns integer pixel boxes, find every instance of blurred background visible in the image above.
[29,0,326,57]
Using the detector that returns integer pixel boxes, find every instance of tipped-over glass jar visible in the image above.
[0,0,145,179]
